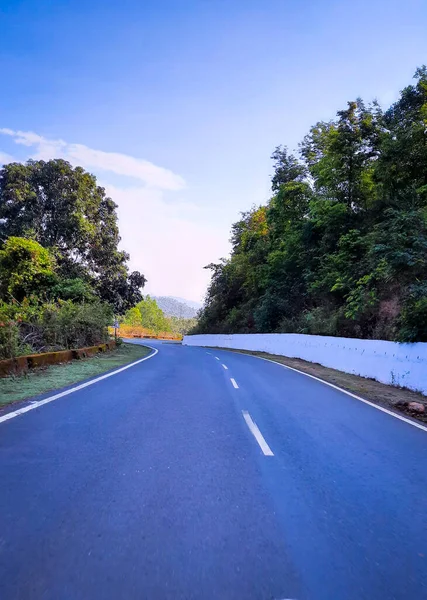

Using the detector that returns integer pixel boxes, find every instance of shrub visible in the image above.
[0,320,20,359]
[398,297,427,342]
[37,300,113,350]
[0,299,113,358]
[0,237,56,302]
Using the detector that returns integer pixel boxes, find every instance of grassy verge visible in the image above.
[0,343,151,408]
[215,348,427,424]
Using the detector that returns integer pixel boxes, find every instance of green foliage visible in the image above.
[168,316,197,335]
[123,306,141,326]
[0,159,147,358]
[50,278,96,302]
[122,295,171,333]
[196,67,427,342]
[0,159,146,313]
[37,300,113,349]
[399,297,427,342]
[0,237,56,302]
[0,298,112,358]
[0,316,21,360]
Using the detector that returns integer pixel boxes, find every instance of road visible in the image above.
[0,340,426,599]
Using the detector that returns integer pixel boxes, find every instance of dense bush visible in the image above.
[0,319,22,360]
[0,237,56,302]
[34,301,113,350]
[0,298,112,359]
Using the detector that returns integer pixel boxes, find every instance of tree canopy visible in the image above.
[195,67,427,342]
[0,159,146,313]
[122,296,171,333]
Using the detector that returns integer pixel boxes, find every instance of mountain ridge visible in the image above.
[152,296,200,319]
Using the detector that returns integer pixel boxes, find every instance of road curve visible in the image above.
[0,340,426,599]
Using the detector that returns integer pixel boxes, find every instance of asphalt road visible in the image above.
[0,340,426,600]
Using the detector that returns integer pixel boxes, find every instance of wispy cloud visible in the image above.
[0,128,185,190]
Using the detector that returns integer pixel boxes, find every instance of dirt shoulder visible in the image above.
[218,348,427,425]
[0,343,151,409]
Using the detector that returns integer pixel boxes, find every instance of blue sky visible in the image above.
[1,0,427,301]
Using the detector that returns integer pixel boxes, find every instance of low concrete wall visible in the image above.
[183,333,427,395]
[0,341,116,378]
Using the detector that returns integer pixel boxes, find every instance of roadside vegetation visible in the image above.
[121,295,196,336]
[195,67,427,342]
[0,159,146,360]
[0,342,151,407]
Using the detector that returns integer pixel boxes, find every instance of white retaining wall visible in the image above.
[183,333,427,395]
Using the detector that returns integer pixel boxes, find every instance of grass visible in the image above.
[0,343,151,408]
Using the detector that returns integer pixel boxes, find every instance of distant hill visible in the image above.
[169,297,202,311]
[153,296,200,319]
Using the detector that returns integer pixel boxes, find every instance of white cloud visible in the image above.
[0,127,228,301]
[0,128,185,190]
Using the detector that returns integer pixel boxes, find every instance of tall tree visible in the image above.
[123,296,171,333]
[0,159,145,312]
[301,99,381,210]
[376,66,427,208]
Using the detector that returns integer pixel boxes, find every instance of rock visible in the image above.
[407,402,425,413]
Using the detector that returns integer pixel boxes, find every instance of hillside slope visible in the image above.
[153,296,199,319]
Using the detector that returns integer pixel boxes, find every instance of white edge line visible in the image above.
[0,345,159,425]
[212,348,427,434]
[230,377,239,389]
[222,364,228,370]
[242,410,274,456]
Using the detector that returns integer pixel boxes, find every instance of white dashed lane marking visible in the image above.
[242,410,274,456]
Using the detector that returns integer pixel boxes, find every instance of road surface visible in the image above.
[0,340,426,599]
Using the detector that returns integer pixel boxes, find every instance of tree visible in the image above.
[0,159,145,312]
[300,99,381,210]
[123,296,171,333]
[270,146,307,191]
[376,66,427,208]
[122,306,141,326]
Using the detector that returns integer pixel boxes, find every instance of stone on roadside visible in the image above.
[407,402,425,413]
